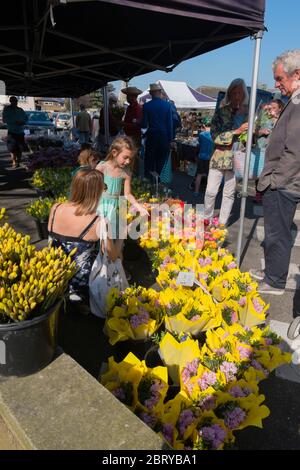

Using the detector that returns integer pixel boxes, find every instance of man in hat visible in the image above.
[98,93,120,150]
[141,83,173,178]
[121,86,143,145]
[76,104,92,146]
[2,96,28,168]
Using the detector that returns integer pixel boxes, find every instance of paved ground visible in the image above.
[1,141,300,450]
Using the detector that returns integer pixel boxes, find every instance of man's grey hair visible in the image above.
[273,50,300,75]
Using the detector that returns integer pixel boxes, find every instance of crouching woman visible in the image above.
[48,168,122,302]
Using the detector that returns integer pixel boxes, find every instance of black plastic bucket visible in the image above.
[34,218,49,239]
[0,300,62,378]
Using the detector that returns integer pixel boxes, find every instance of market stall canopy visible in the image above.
[0,0,265,97]
[139,80,217,110]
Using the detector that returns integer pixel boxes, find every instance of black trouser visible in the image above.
[144,131,170,178]
[263,187,300,288]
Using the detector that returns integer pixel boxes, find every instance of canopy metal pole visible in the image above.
[69,97,74,140]
[69,97,74,126]
[236,30,264,266]
[102,85,109,147]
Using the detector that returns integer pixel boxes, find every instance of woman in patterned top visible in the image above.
[204,78,249,226]
[48,169,123,302]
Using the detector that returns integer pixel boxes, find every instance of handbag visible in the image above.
[89,240,129,318]
[233,147,265,181]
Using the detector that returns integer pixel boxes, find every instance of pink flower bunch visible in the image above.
[198,371,217,391]
[219,361,238,382]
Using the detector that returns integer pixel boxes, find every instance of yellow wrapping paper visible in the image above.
[238,293,269,328]
[158,332,201,385]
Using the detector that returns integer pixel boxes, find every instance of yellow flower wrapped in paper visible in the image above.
[214,392,270,431]
[238,292,269,328]
[210,269,242,302]
[105,286,165,345]
[180,360,227,400]
[190,413,234,450]
[159,286,221,336]
[100,353,144,411]
[161,392,201,447]
[158,332,201,385]
[137,363,169,415]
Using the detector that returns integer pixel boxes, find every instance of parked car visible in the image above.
[25,111,55,133]
[55,113,71,130]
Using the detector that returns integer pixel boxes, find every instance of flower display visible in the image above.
[26,147,79,171]
[31,167,73,197]
[26,196,67,222]
[105,286,165,345]
[0,217,77,322]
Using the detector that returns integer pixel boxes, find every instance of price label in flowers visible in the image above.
[176,271,195,287]
[176,271,212,296]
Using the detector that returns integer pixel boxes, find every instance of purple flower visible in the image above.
[200,424,227,449]
[178,409,195,437]
[251,359,269,377]
[237,345,252,360]
[224,406,246,429]
[190,314,200,321]
[252,297,264,313]
[264,338,273,346]
[227,262,237,270]
[238,297,247,307]
[112,387,125,401]
[213,347,227,356]
[199,257,212,267]
[162,423,174,445]
[229,385,252,398]
[220,361,238,382]
[139,412,157,429]
[231,310,238,324]
[199,394,216,411]
[198,371,217,391]
[129,310,150,329]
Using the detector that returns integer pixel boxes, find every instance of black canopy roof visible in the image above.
[0,0,265,97]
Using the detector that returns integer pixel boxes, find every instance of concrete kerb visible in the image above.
[0,354,165,450]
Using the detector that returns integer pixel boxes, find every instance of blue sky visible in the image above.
[113,0,300,94]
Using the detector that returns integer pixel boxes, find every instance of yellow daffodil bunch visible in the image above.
[105,286,165,345]
[0,208,6,222]
[0,222,77,322]
[26,196,67,222]
[31,167,72,196]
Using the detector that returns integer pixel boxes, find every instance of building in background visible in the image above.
[0,95,35,112]
[34,97,65,113]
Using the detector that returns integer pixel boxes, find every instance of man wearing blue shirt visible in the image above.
[141,83,173,178]
[2,96,28,168]
[194,120,214,196]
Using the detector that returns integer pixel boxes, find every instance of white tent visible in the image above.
[138,80,216,110]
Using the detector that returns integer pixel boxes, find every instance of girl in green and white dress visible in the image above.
[96,136,148,239]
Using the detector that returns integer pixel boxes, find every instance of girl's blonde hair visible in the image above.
[70,168,104,216]
[105,136,137,166]
[78,148,100,166]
